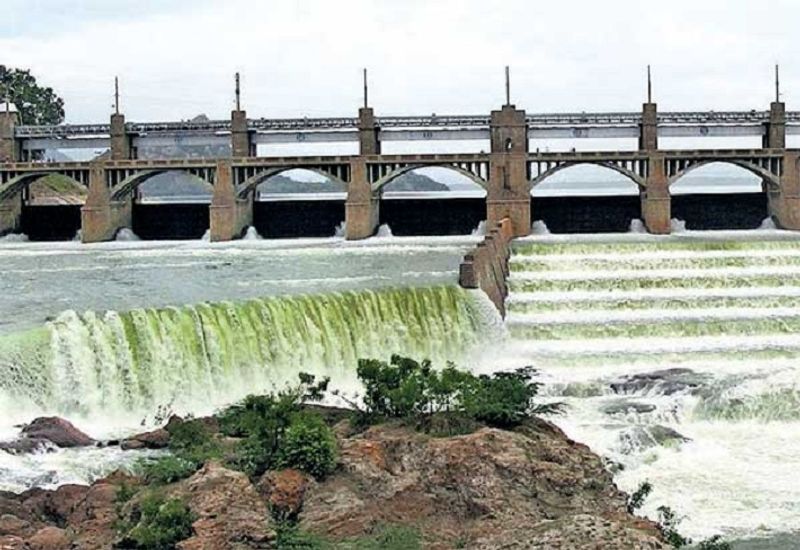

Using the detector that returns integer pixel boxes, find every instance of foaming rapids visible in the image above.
[504,234,800,543]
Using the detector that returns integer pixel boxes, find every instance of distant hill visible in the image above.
[382,171,449,192]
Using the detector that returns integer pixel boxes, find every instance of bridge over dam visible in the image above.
[2,78,800,241]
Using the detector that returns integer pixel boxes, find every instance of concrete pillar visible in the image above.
[345,157,379,239]
[763,102,786,149]
[0,107,20,162]
[358,107,380,155]
[231,110,254,157]
[81,163,132,242]
[769,151,800,230]
[209,159,252,241]
[487,105,530,236]
[0,192,22,236]
[110,114,134,160]
[639,103,658,151]
[641,153,671,234]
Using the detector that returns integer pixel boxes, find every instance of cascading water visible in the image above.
[501,235,800,544]
[1,286,493,424]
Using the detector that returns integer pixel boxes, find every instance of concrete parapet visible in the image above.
[459,217,514,316]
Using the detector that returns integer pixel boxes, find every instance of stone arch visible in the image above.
[372,164,488,193]
[237,167,348,199]
[529,161,645,192]
[0,172,87,202]
[668,159,779,189]
[111,169,214,201]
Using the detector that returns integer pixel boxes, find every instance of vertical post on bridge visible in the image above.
[346,68,381,239]
[0,94,20,162]
[763,65,800,229]
[110,76,134,160]
[231,72,255,157]
[487,66,530,236]
[639,65,671,234]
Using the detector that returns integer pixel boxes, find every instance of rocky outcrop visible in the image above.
[0,418,94,455]
[0,415,667,549]
[299,418,667,548]
[169,462,275,549]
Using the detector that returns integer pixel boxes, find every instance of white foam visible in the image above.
[114,228,140,241]
[507,306,800,326]
[507,286,800,304]
[510,264,800,281]
[531,220,551,234]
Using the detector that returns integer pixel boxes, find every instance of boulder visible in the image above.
[171,462,275,549]
[257,469,312,520]
[610,369,708,396]
[19,418,94,448]
[618,425,691,454]
[120,428,170,450]
[27,526,71,550]
[602,400,657,416]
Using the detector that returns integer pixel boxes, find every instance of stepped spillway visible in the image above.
[501,236,800,543]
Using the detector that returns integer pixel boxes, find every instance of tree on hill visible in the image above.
[0,65,65,125]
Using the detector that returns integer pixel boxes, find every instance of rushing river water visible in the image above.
[1,227,799,547]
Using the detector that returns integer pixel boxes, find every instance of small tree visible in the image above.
[0,66,65,125]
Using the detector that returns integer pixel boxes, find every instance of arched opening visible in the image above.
[20,174,87,241]
[132,171,213,240]
[378,166,487,236]
[531,164,641,233]
[670,162,769,230]
[253,169,346,238]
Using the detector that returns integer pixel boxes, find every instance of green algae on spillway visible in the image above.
[0,285,496,418]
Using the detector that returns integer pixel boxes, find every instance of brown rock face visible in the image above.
[172,462,275,550]
[257,469,313,520]
[20,417,94,448]
[300,420,668,549]
[26,526,71,550]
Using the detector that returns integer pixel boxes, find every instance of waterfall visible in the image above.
[0,286,496,426]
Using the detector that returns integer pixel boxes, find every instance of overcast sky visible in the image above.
[2,0,798,123]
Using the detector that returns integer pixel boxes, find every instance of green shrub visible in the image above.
[120,494,195,549]
[656,506,690,548]
[167,418,222,465]
[461,366,564,428]
[697,536,732,550]
[219,374,336,479]
[626,481,652,514]
[136,455,198,485]
[277,413,337,479]
[350,355,561,430]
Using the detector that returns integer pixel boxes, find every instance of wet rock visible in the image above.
[257,469,313,520]
[300,421,667,548]
[618,425,690,454]
[19,418,94,449]
[171,462,275,549]
[602,400,657,416]
[120,427,170,450]
[610,368,708,396]
[0,438,57,455]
